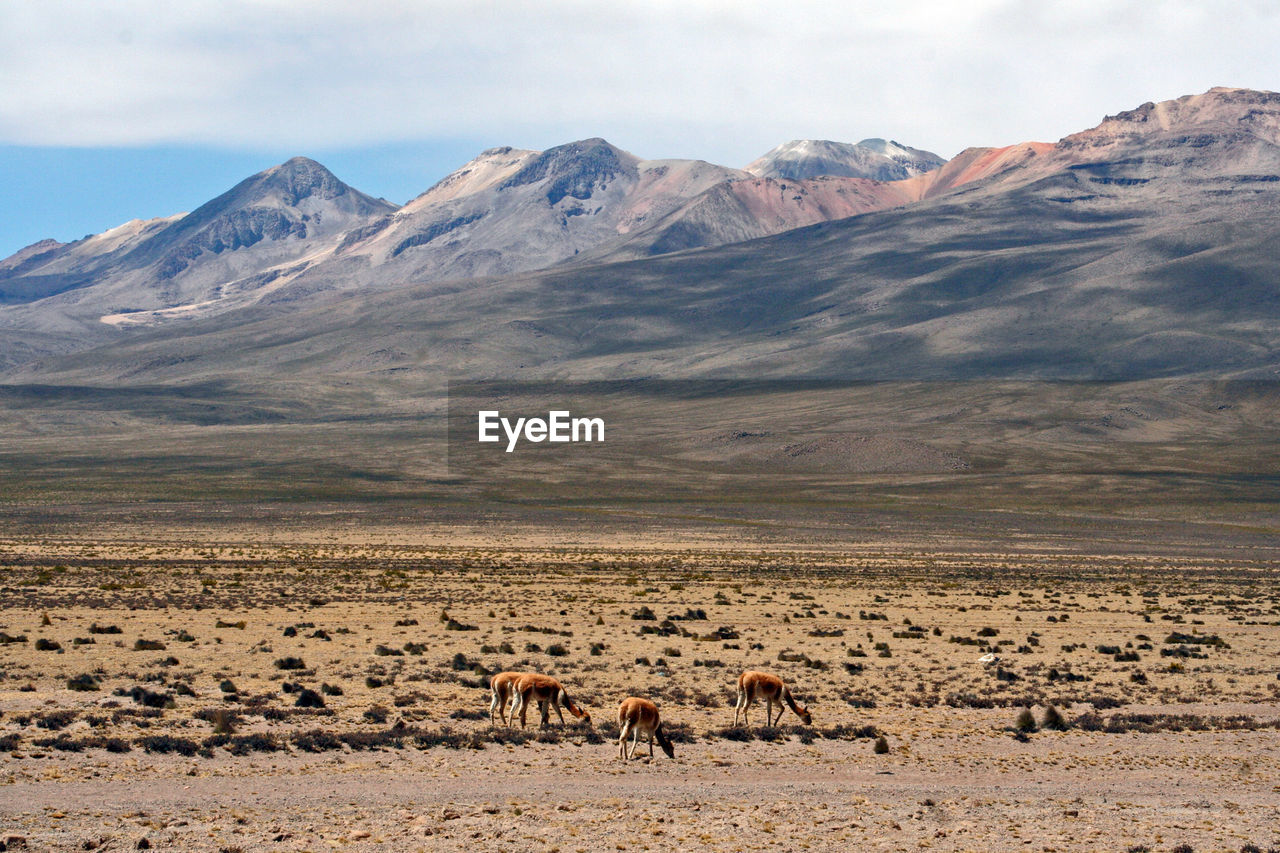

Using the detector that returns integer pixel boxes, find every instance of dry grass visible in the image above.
[0,540,1278,851]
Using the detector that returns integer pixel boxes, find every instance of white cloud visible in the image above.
[2,0,1277,163]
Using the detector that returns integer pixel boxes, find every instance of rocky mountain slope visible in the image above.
[9,89,1278,391]
[0,136,949,344]
[0,157,397,338]
[309,139,749,289]
[2,87,1278,387]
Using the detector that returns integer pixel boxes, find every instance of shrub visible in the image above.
[139,734,199,756]
[34,638,61,651]
[66,673,99,692]
[1015,708,1038,733]
[33,735,86,752]
[133,639,165,651]
[130,686,174,709]
[194,708,239,734]
[1041,705,1068,730]
[293,728,343,752]
[874,736,890,754]
[1164,631,1228,648]
[708,725,752,742]
[36,710,79,731]
[274,657,306,671]
[223,733,280,755]
[295,688,325,708]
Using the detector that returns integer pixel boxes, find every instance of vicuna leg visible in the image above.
[515,691,530,728]
[735,690,751,726]
[490,688,505,725]
[618,721,632,760]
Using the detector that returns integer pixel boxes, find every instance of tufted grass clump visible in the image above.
[1041,705,1068,730]
[1015,707,1038,733]
[66,673,100,692]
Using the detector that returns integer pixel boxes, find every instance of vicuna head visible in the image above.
[656,723,675,759]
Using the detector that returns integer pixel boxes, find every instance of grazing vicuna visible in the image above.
[733,670,812,727]
[617,697,675,760]
[511,673,591,728]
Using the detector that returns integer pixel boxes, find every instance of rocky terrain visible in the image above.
[0,540,1278,852]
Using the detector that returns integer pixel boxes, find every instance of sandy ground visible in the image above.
[2,540,1279,851]
[5,728,1280,851]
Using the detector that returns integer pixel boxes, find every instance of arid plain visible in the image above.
[2,535,1278,853]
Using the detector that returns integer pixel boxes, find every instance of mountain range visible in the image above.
[2,86,1278,385]
[2,86,1279,531]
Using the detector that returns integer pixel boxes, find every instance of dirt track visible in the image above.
[4,729,1280,851]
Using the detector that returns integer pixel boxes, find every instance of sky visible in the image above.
[2,0,1279,257]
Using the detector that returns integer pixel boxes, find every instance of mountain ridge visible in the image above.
[2,86,1278,384]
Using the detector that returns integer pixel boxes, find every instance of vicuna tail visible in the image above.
[562,690,586,719]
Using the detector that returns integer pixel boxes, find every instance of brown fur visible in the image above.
[733,670,812,727]
[489,671,527,725]
[511,673,592,728]
[617,697,675,760]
